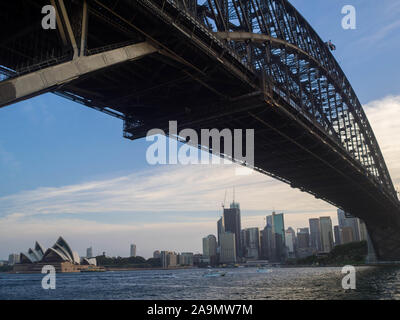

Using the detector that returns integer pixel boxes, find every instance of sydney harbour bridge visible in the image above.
[0,0,399,261]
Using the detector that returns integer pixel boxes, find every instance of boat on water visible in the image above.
[203,270,226,277]
[256,267,270,273]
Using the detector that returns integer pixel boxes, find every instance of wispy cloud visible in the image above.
[358,19,400,47]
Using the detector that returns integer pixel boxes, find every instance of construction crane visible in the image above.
[222,189,227,209]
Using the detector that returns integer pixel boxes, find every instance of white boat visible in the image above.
[256,267,270,273]
[202,270,226,277]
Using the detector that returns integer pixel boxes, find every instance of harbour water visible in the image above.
[1,266,400,300]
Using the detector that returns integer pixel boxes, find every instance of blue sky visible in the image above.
[1,1,400,259]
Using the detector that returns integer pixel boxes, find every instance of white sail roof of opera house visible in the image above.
[18,236,95,265]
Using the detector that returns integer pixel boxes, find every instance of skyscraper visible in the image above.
[86,247,93,258]
[202,234,217,265]
[296,228,310,249]
[337,209,361,241]
[217,216,224,246]
[260,223,273,260]
[309,218,322,251]
[285,227,296,258]
[219,232,236,263]
[341,226,354,244]
[319,217,334,253]
[223,202,242,258]
[130,244,137,257]
[242,227,260,259]
[271,212,286,261]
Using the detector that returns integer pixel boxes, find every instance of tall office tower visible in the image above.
[296,228,310,249]
[286,227,296,249]
[86,247,93,258]
[309,218,322,251]
[219,232,236,263]
[285,228,296,258]
[130,244,137,257]
[240,229,247,257]
[337,209,361,241]
[334,225,341,246]
[202,234,217,265]
[223,202,242,258]
[266,215,278,261]
[271,212,286,261]
[242,228,260,259]
[341,226,355,244]
[319,217,334,252]
[217,216,224,246]
[260,223,273,260]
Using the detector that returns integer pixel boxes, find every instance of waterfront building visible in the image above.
[337,209,361,241]
[219,232,236,263]
[242,227,260,260]
[13,237,98,273]
[337,209,370,244]
[179,252,194,266]
[285,228,296,258]
[341,226,354,244]
[8,253,20,266]
[265,212,286,262]
[202,234,217,265]
[130,244,137,257]
[309,218,322,251]
[319,217,334,253]
[296,228,310,249]
[160,251,178,268]
[86,247,93,258]
[260,223,273,260]
[223,202,242,258]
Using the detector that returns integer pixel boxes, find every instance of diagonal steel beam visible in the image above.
[0,42,157,108]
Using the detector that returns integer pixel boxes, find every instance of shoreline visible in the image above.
[2,264,400,274]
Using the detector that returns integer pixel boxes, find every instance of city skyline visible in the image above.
[1,1,400,260]
[4,205,366,265]
[3,204,341,261]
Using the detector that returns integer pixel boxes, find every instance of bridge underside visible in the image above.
[1,0,400,260]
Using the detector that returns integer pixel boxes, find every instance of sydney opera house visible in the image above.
[13,236,100,273]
